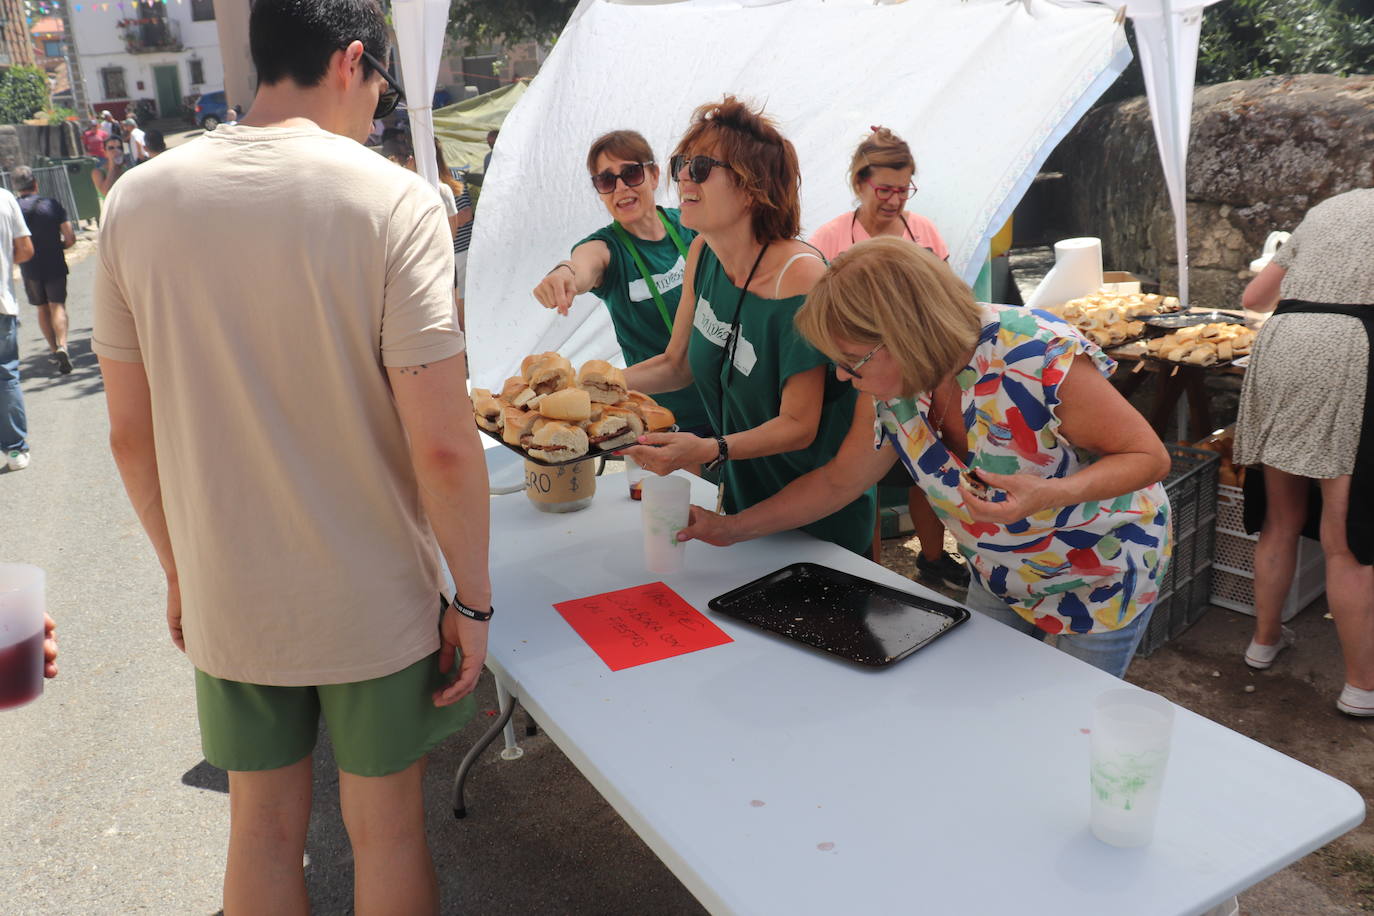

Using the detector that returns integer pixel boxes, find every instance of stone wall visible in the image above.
[1046,74,1374,307]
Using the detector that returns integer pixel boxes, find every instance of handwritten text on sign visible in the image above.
[553,582,732,671]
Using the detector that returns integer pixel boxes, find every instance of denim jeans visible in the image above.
[0,314,27,453]
[963,579,1154,678]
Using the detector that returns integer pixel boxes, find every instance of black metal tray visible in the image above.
[1143,310,1247,330]
[476,421,677,468]
[708,562,970,667]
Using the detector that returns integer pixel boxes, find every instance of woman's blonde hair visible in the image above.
[847,126,915,197]
[796,237,981,396]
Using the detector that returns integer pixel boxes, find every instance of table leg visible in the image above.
[452,683,520,819]
[497,678,524,760]
[1184,368,1213,442]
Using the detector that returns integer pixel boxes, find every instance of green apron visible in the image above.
[577,207,710,432]
[685,245,874,555]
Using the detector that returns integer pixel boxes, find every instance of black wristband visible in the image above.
[703,435,729,472]
[446,596,494,622]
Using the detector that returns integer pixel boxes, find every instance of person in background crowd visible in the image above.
[532,129,710,437]
[82,120,105,157]
[125,117,147,162]
[12,167,76,375]
[42,612,57,678]
[483,128,498,172]
[0,185,34,471]
[1233,188,1374,716]
[681,239,1174,678]
[143,129,167,158]
[435,139,474,329]
[93,0,491,911]
[225,105,243,126]
[99,110,121,141]
[92,136,128,201]
[810,126,963,582]
[620,96,876,555]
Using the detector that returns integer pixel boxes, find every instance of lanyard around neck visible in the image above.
[611,207,690,334]
[713,241,770,514]
[851,208,915,245]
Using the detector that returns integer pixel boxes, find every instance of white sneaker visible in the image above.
[1244,626,1295,669]
[1337,684,1374,717]
[6,449,30,471]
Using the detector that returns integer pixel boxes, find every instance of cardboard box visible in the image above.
[1101,270,1141,294]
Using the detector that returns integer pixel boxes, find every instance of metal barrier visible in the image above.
[0,165,83,227]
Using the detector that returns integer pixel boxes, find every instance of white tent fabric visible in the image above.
[1100,0,1225,309]
[392,0,452,188]
[466,0,1130,388]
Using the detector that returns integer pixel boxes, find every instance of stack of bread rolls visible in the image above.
[1144,323,1256,366]
[470,352,675,463]
[1047,290,1180,348]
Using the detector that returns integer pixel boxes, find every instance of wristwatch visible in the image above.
[703,435,729,473]
[447,596,494,622]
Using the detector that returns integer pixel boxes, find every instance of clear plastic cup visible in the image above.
[641,475,691,574]
[1090,687,1175,847]
[626,455,650,501]
[0,563,46,711]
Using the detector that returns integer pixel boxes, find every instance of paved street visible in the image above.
[0,253,705,915]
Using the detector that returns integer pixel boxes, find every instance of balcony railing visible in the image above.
[119,17,182,54]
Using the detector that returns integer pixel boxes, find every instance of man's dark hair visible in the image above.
[250,0,388,88]
[144,129,166,154]
[11,166,36,192]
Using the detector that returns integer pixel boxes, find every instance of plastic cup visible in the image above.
[1089,687,1175,847]
[0,563,46,711]
[641,475,690,574]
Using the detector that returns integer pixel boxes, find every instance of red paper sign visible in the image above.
[553,582,733,671]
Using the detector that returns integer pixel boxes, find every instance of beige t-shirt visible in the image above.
[94,124,462,686]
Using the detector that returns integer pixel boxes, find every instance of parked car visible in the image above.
[194,90,227,130]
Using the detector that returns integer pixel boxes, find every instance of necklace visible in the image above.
[929,378,962,442]
[851,208,916,246]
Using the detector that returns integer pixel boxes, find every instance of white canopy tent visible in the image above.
[403,0,1216,387]
[393,0,453,188]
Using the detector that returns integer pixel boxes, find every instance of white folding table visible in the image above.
[453,472,1363,916]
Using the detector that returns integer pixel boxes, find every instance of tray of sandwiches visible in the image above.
[1044,290,1182,349]
[1139,322,1257,367]
[471,352,676,468]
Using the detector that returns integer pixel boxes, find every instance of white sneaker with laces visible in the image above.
[1244,625,1295,669]
[6,449,30,471]
[1337,684,1374,717]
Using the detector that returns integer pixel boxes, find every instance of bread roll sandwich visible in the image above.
[471,388,502,432]
[500,375,537,409]
[526,353,574,395]
[538,387,591,423]
[520,351,558,378]
[578,359,628,405]
[640,403,676,432]
[526,421,589,463]
[585,413,638,451]
[501,406,536,445]
[602,405,643,438]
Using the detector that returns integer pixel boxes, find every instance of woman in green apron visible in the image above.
[619,97,874,555]
[532,130,710,435]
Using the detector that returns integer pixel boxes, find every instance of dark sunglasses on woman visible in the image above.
[669,154,732,184]
[357,47,405,120]
[590,161,653,194]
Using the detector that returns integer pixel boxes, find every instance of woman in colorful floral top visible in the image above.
[681,238,1174,676]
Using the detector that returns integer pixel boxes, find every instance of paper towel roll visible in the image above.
[1024,237,1103,311]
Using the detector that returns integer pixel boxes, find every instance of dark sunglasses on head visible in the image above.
[356,47,405,120]
[590,161,653,194]
[670,154,732,184]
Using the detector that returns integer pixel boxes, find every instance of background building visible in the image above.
[0,0,35,68]
[69,0,222,120]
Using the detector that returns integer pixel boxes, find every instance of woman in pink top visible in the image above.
[809,127,962,586]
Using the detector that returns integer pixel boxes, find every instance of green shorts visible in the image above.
[194,651,475,778]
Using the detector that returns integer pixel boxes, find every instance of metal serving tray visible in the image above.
[708,562,970,667]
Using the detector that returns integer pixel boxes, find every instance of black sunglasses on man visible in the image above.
[357,47,404,120]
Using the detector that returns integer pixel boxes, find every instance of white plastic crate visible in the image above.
[1210,484,1325,620]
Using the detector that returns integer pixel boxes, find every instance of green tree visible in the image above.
[1196,0,1374,83]
[0,66,52,125]
[446,0,577,46]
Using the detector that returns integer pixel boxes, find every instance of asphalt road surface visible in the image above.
[0,253,707,915]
